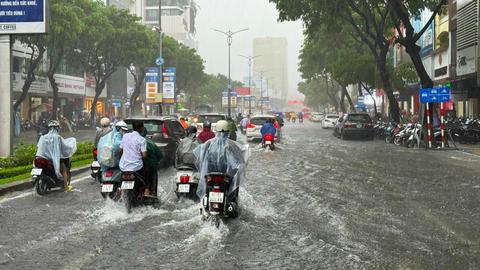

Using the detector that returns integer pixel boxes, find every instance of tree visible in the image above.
[71,3,147,124]
[44,0,84,120]
[271,0,401,121]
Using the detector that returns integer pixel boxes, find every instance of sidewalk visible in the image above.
[13,129,95,146]
[456,143,480,156]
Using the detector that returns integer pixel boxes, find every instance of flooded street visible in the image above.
[1,122,480,269]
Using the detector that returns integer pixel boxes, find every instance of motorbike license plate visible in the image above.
[121,181,135,190]
[356,124,362,128]
[31,168,42,176]
[91,161,100,168]
[178,184,190,193]
[101,184,114,193]
[265,141,272,145]
[209,192,224,203]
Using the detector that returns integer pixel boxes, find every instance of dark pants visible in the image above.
[143,166,157,192]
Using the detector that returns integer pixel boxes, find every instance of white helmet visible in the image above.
[215,120,229,132]
[100,117,111,127]
[48,120,60,128]
[115,120,128,131]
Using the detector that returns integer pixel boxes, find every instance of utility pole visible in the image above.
[212,28,248,117]
[239,54,261,115]
[260,71,264,115]
[158,0,163,115]
[0,35,12,156]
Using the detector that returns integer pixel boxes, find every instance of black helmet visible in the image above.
[187,125,197,135]
[203,121,211,129]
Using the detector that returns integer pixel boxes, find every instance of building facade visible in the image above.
[253,37,289,110]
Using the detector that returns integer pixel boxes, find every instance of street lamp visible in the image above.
[239,54,261,115]
[212,28,248,117]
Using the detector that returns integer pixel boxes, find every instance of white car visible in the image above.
[193,113,227,132]
[321,114,339,129]
[246,115,280,141]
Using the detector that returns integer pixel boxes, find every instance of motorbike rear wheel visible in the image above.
[122,190,134,213]
[269,144,275,151]
[35,177,48,195]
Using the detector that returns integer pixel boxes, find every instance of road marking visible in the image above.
[0,175,91,204]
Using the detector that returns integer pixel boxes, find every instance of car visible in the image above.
[246,115,281,142]
[321,114,339,128]
[193,113,227,131]
[124,117,186,167]
[333,113,375,140]
[310,112,324,122]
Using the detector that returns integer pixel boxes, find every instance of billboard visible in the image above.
[145,67,159,103]
[162,67,175,104]
[0,0,46,34]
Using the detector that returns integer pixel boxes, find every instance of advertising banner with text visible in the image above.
[0,0,46,34]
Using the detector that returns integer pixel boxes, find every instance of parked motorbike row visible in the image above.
[445,117,480,144]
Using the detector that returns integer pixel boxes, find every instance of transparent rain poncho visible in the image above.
[175,135,199,167]
[97,129,122,169]
[35,129,77,178]
[194,133,249,199]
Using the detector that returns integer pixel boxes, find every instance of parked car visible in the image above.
[193,113,227,131]
[321,114,339,128]
[310,113,324,122]
[124,117,186,167]
[333,113,375,140]
[246,115,281,142]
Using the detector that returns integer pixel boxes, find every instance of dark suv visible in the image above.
[333,113,374,140]
[124,117,186,167]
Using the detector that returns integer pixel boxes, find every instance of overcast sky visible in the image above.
[195,0,304,99]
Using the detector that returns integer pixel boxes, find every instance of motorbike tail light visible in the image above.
[212,188,221,192]
[207,175,225,183]
[264,134,274,141]
[344,123,354,128]
[180,175,190,183]
[34,158,53,170]
[247,122,255,129]
[105,170,113,177]
[122,173,135,180]
[93,148,98,158]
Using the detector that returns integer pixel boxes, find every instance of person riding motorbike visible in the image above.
[95,117,112,147]
[119,121,148,195]
[176,126,199,168]
[194,120,247,204]
[226,117,237,141]
[261,119,277,143]
[197,121,215,143]
[240,115,249,135]
[35,120,77,192]
[97,120,128,173]
[141,127,163,196]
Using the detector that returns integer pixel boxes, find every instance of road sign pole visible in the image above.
[426,102,432,149]
[441,102,445,148]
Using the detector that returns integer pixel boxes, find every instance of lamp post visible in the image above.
[212,28,248,117]
[239,54,261,115]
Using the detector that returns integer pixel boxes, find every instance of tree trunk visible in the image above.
[342,85,355,111]
[376,51,400,122]
[47,73,60,120]
[340,88,346,113]
[13,47,46,113]
[90,82,105,126]
[129,70,145,116]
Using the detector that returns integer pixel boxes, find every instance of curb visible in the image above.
[0,165,91,197]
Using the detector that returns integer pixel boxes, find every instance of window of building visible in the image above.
[146,0,159,7]
[13,56,22,73]
[145,9,159,21]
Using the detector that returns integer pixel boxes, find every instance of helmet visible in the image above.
[48,120,60,128]
[100,117,111,127]
[203,121,211,129]
[215,120,229,132]
[187,125,197,135]
[115,120,128,131]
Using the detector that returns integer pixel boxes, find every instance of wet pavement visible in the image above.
[1,122,480,269]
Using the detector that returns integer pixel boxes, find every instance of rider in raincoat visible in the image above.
[194,120,249,200]
[176,126,199,168]
[35,120,77,191]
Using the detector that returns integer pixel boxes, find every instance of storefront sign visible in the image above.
[457,46,476,76]
[54,74,85,95]
[222,91,237,107]
[0,0,46,34]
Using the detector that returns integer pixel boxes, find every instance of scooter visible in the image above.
[120,171,159,213]
[90,148,102,183]
[262,133,275,150]
[175,165,200,201]
[200,172,239,227]
[31,157,70,195]
[99,167,122,200]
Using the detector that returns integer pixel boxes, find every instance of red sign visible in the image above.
[287,100,304,105]
[235,87,251,96]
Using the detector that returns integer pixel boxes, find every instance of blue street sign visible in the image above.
[419,87,451,103]
[155,57,164,66]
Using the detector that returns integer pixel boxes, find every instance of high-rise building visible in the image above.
[134,0,198,49]
[253,37,288,108]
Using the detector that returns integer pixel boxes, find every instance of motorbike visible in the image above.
[405,123,422,148]
[262,133,275,150]
[99,167,122,200]
[119,171,159,212]
[200,172,239,227]
[31,157,70,195]
[175,165,200,201]
[90,148,102,183]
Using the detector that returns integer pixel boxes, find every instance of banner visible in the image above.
[145,67,159,103]
[0,0,46,34]
[162,67,176,104]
